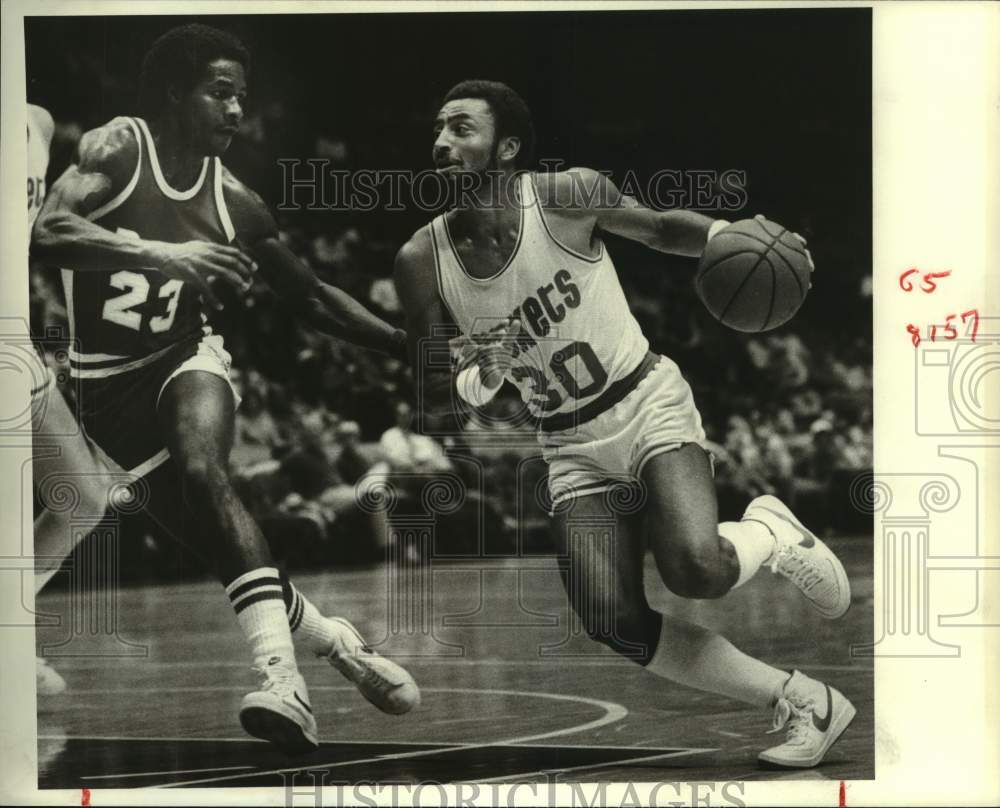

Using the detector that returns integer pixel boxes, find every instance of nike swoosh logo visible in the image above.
[294,692,313,715]
[757,505,815,548]
[813,685,833,732]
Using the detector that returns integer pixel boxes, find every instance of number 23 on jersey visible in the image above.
[101,228,183,333]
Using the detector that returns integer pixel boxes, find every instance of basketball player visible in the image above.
[28,103,124,697]
[31,25,418,754]
[393,80,855,768]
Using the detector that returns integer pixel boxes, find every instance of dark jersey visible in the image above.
[61,117,235,379]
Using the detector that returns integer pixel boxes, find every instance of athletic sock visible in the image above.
[281,574,337,656]
[225,567,297,669]
[719,519,776,589]
[644,611,789,708]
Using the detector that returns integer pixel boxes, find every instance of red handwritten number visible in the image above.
[81,788,91,807]
[898,268,951,293]
[921,270,951,293]
[942,314,959,340]
[906,324,921,347]
[961,309,980,341]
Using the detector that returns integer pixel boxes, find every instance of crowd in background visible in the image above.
[30,108,873,574]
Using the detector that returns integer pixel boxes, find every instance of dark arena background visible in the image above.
[26,8,874,789]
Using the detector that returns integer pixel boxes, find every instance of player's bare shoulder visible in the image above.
[37,117,139,219]
[533,167,618,219]
[76,117,140,187]
[220,164,278,242]
[393,226,438,309]
[394,226,434,275]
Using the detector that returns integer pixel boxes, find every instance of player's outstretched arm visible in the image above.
[392,230,468,431]
[223,171,406,358]
[32,118,254,310]
[553,167,721,257]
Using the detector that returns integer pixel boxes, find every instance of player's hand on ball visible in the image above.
[152,240,257,310]
[450,319,523,390]
[754,214,815,286]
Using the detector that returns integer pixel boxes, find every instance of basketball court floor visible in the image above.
[35,538,874,788]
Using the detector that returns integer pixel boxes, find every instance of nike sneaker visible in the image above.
[759,670,857,768]
[743,495,852,619]
[322,617,420,715]
[239,656,318,755]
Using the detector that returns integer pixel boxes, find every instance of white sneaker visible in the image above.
[36,657,66,696]
[759,670,857,768]
[743,495,851,619]
[323,617,420,715]
[239,656,318,755]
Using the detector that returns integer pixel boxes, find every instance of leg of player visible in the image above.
[557,490,855,768]
[553,494,658,664]
[158,370,316,755]
[31,374,119,696]
[279,573,420,715]
[641,443,851,618]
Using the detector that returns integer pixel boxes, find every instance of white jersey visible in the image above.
[432,171,649,420]
[27,105,53,229]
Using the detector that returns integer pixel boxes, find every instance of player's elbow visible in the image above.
[30,211,75,262]
[285,267,325,305]
[299,294,344,333]
[650,211,707,257]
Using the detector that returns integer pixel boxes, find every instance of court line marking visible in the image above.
[53,659,874,672]
[456,747,719,784]
[39,734,682,754]
[155,687,628,788]
[82,765,255,781]
[51,686,629,745]
[726,768,833,781]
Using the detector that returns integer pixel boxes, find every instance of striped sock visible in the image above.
[281,574,338,656]
[225,567,297,669]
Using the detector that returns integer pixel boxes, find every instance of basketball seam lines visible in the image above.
[717,227,808,259]
[717,231,782,323]
[762,258,776,331]
[718,252,768,323]
[697,249,765,280]
[767,243,805,299]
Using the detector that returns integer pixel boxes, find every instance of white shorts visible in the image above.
[540,355,709,509]
[156,332,240,411]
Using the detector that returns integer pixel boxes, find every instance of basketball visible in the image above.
[695,217,812,332]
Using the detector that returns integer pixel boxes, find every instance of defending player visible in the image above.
[28,103,125,697]
[32,25,418,754]
[393,80,855,768]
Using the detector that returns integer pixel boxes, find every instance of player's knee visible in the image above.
[661,549,721,598]
[577,598,656,658]
[178,457,231,499]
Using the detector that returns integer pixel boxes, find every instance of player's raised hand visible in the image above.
[753,214,815,287]
[152,240,257,310]
[450,319,523,389]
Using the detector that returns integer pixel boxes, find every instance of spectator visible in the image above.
[232,384,285,469]
[380,400,451,474]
